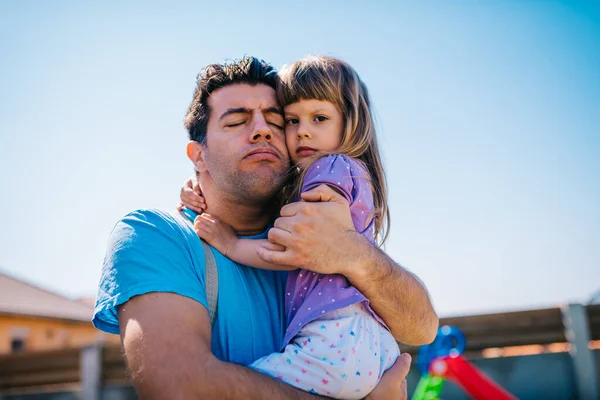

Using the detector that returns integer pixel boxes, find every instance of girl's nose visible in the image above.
[297,125,311,140]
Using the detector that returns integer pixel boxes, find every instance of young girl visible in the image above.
[180,55,400,399]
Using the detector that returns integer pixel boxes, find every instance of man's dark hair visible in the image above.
[184,56,279,144]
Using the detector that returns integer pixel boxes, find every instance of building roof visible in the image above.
[0,270,94,322]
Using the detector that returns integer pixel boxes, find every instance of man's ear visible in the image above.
[187,141,207,172]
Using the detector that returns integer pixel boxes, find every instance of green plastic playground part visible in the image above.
[411,374,445,400]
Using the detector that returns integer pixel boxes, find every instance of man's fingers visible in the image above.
[267,227,294,247]
[268,243,287,252]
[279,202,301,218]
[363,352,410,400]
[390,353,412,378]
[273,216,293,232]
[299,191,324,202]
[301,184,347,204]
[256,247,289,265]
[279,197,335,217]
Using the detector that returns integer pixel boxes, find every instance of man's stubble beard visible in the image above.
[231,167,287,205]
[206,153,290,206]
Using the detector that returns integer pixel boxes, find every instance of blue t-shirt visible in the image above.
[92,208,287,365]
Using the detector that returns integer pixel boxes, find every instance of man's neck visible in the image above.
[199,179,276,236]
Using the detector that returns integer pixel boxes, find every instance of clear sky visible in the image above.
[1,1,598,318]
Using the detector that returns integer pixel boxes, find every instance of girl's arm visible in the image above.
[179,178,294,270]
[193,214,296,271]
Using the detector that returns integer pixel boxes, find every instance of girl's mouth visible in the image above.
[296,146,317,157]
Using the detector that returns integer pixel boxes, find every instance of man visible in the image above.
[93,56,438,399]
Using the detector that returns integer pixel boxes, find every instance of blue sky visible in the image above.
[1,1,598,317]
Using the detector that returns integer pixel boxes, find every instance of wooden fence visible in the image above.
[1,303,599,398]
[402,303,600,356]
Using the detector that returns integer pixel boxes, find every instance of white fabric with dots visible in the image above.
[250,303,399,399]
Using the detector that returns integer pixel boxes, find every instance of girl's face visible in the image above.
[284,99,344,168]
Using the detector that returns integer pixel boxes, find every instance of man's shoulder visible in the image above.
[115,208,194,234]
[106,208,198,254]
[94,208,207,335]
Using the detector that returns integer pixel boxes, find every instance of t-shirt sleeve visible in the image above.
[92,209,207,334]
[301,154,369,205]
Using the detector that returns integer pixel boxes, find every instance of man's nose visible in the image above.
[250,113,272,143]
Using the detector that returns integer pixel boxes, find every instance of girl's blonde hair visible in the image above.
[277,55,390,246]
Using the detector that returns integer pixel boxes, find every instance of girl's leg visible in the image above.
[250,303,400,399]
[333,303,400,398]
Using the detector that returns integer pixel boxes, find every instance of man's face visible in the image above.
[201,83,290,203]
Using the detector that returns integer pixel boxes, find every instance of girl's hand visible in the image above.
[193,213,237,257]
[177,176,206,214]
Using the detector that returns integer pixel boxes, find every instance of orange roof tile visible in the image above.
[0,270,94,322]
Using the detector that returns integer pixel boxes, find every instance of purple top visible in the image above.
[282,154,387,348]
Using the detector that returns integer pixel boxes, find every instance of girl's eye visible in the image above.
[285,118,299,125]
[314,115,328,122]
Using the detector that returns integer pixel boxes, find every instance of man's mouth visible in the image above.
[243,147,281,161]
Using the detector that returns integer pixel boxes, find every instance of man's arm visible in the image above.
[257,185,439,346]
[340,235,439,345]
[99,209,409,398]
[118,292,323,400]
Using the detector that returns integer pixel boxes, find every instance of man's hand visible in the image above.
[258,184,438,346]
[256,184,360,275]
[365,353,412,400]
